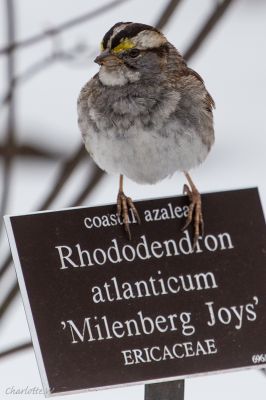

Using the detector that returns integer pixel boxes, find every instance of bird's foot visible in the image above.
[181,183,204,249]
[117,191,141,240]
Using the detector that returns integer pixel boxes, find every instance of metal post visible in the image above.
[145,380,185,400]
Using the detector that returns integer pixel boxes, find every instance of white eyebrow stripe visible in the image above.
[132,30,167,49]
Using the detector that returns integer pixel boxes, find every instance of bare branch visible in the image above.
[0,341,32,359]
[0,0,131,56]
[184,0,235,61]
[0,142,63,159]
[155,0,183,31]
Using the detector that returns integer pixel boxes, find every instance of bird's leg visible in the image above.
[117,174,141,240]
[182,172,204,248]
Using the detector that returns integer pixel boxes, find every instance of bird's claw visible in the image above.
[182,184,204,249]
[117,191,141,240]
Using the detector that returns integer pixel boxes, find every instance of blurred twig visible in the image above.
[0,42,95,110]
[0,142,63,159]
[155,0,183,30]
[0,341,32,359]
[0,53,56,109]
[184,0,234,60]
[0,0,131,56]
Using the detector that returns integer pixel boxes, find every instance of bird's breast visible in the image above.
[82,82,213,184]
[88,87,182,134]
[84,116,209,184]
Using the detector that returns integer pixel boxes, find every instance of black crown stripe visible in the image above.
[110,23,160,50]
[102,21,132,50]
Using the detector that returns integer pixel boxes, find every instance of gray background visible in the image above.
[0,0,266,399]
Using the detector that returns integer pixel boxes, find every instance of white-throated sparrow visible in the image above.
[77,22,215,246]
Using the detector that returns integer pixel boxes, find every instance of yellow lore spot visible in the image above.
[112,38,135,53]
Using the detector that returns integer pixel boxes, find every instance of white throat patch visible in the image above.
[99,66,140,87]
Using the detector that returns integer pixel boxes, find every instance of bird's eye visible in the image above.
[128,49,140,58]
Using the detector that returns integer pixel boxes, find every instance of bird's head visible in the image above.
[94,22,170,86]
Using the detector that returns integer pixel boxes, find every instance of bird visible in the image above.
[77,22,215,247]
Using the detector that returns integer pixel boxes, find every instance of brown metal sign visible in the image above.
[4,188,266,397]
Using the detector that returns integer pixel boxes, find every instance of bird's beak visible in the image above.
[94,49,123,67]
